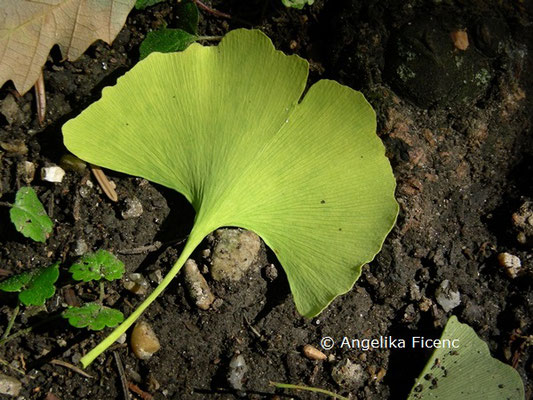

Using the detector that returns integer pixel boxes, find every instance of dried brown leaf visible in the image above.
[0,0,136,94]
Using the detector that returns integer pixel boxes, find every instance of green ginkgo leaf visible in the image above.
[62,29,398,367]
[10,186,53,242]
[0,263,59,306]
[63,302,124,331]
[69,250,125,282]
[408,316,524,400]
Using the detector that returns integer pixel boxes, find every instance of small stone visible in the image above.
[121,197,143,219]
[210,228,261,281]
[435,280,461,312]
[302,344,326,361]
[450,29,469,50]
[419,296,433,312]
[73,239,88,256]
[0,94,25,125]
[409,282,422,301]
[1,140,28,155]
[123,273,150,295]
[148,269,163,284]
[227,354,248,391]
[183,259,215,310]
[116,333,127,344]
[41,165,66,183]
[18,161,35,184]
[497,253,522,279]
[201,248,211,258]
[131,321,160,360]
[331,359,365,390]
[264,263,278,282]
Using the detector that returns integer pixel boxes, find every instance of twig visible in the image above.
[0,201,12,207]
[35,70,46,125]
[128,382,153,400]
[193,0,231,19]
[50,359,94,379]
[0,357,25,375]
[270,381,350,400]
[90,164,118,202]
[2,302,20,340]
[113,351,130,400]
[196,35,223,42]
[118,241,162,255]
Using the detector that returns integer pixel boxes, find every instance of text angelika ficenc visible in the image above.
[340,336,459,351]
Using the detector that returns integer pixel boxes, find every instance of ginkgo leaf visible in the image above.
[408,316,524,400]
[62,29,398,367]
[0,0,136,94]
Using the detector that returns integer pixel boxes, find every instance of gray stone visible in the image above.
[0,374,21,397]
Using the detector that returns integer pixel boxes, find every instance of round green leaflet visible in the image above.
[62,29,398,367]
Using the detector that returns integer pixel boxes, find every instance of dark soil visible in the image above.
[1,0,532,399]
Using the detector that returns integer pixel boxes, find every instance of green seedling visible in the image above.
[282,0,314,9]
[63,29,398,367]
[408,316,524,400]
[69,250,125,282]
[9,187,53,243]
[0,262,59,340]
[63,303,124,331]
[0,262,60,307]
[139,2,218,60]
[63,250,125,331]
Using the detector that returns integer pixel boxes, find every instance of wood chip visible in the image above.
[90,164,118,202]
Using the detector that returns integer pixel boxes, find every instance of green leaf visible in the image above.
[63,29,398,366]
[281,0,314,9]
[139,27,197,60]
[408,316,525,400]
[69,250,125,282]
[0,263,60,306]
[176,0,199,34]
[10,187,53,242]
[135,0,165,10]
[63,303,124,331]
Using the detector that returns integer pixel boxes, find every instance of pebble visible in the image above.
[41,165,65,183]
[73,239,88,256]
[302,344,326,361]
[121,197,143,219]
[131,321,160,360]
[497,253,522,279]
[183,259,215,310]
[450,29,469,50]
[0,373,22,396]
[264,263,278,281]
[0,140,27,155]
[227,354,248,391]
[435,280,461,312]
[18,161,35,184]
[210,229,261,281]
[123,273,150,295]
[331,359,365,389]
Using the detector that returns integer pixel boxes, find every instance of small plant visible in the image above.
[9,186,53,242]
[0,262,59,307]
[62,250,125,331]
[63,29,398,367]
[138,1,221,60]
[282,0,314,9]
[0,262,60,340]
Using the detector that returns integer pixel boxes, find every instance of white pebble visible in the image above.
[41,165,65,183]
